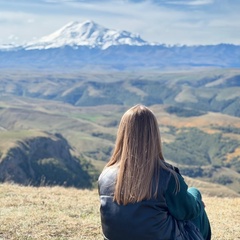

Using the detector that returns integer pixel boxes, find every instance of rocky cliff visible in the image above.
[0,132,96,188]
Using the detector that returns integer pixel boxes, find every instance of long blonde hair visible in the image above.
[106,104,179,205]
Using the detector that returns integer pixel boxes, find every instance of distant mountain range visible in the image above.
[0,20,240,70]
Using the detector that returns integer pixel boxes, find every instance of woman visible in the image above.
[98,104,211,240]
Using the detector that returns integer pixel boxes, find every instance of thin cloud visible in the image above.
[0,0,239,45]
[167,0,214,6]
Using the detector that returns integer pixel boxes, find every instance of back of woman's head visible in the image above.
[116,104,163,163]
[107,104,165,204]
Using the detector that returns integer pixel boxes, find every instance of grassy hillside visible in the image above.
[0,68,239,193]
[0,68,240,116]
[0,96,239,193]
[0,183,239,240]
[0,131,98,188]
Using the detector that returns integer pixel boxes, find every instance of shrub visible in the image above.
[213,175,233,185]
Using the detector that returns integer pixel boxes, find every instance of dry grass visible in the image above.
[0,184,102,240]
[0,183,239,240]
[204,197,240,240]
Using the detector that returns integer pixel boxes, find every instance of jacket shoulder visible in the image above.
[98,166,118,196]
[163,161,181,175]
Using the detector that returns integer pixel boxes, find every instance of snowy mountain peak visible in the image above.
[24,20,152,50]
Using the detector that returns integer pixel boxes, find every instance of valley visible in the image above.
[0,68,239,194]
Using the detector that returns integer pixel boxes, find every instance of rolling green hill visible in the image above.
[0,68,239,193]
[0,68,240,116]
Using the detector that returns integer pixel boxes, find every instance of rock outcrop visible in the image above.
[0,132,95,188]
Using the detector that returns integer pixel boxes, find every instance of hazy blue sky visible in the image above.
[0,0,239,46]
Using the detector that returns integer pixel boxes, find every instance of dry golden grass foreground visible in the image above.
[0,183,239,240]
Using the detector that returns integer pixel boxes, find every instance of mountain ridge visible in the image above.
[0,20,240,69]
[1,43,240,70]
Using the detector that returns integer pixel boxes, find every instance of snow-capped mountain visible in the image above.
[0,20,240,70]
[24,20,152,50]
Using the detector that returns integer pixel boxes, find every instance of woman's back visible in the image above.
[98,105,211,240]
[98,165,199,240]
